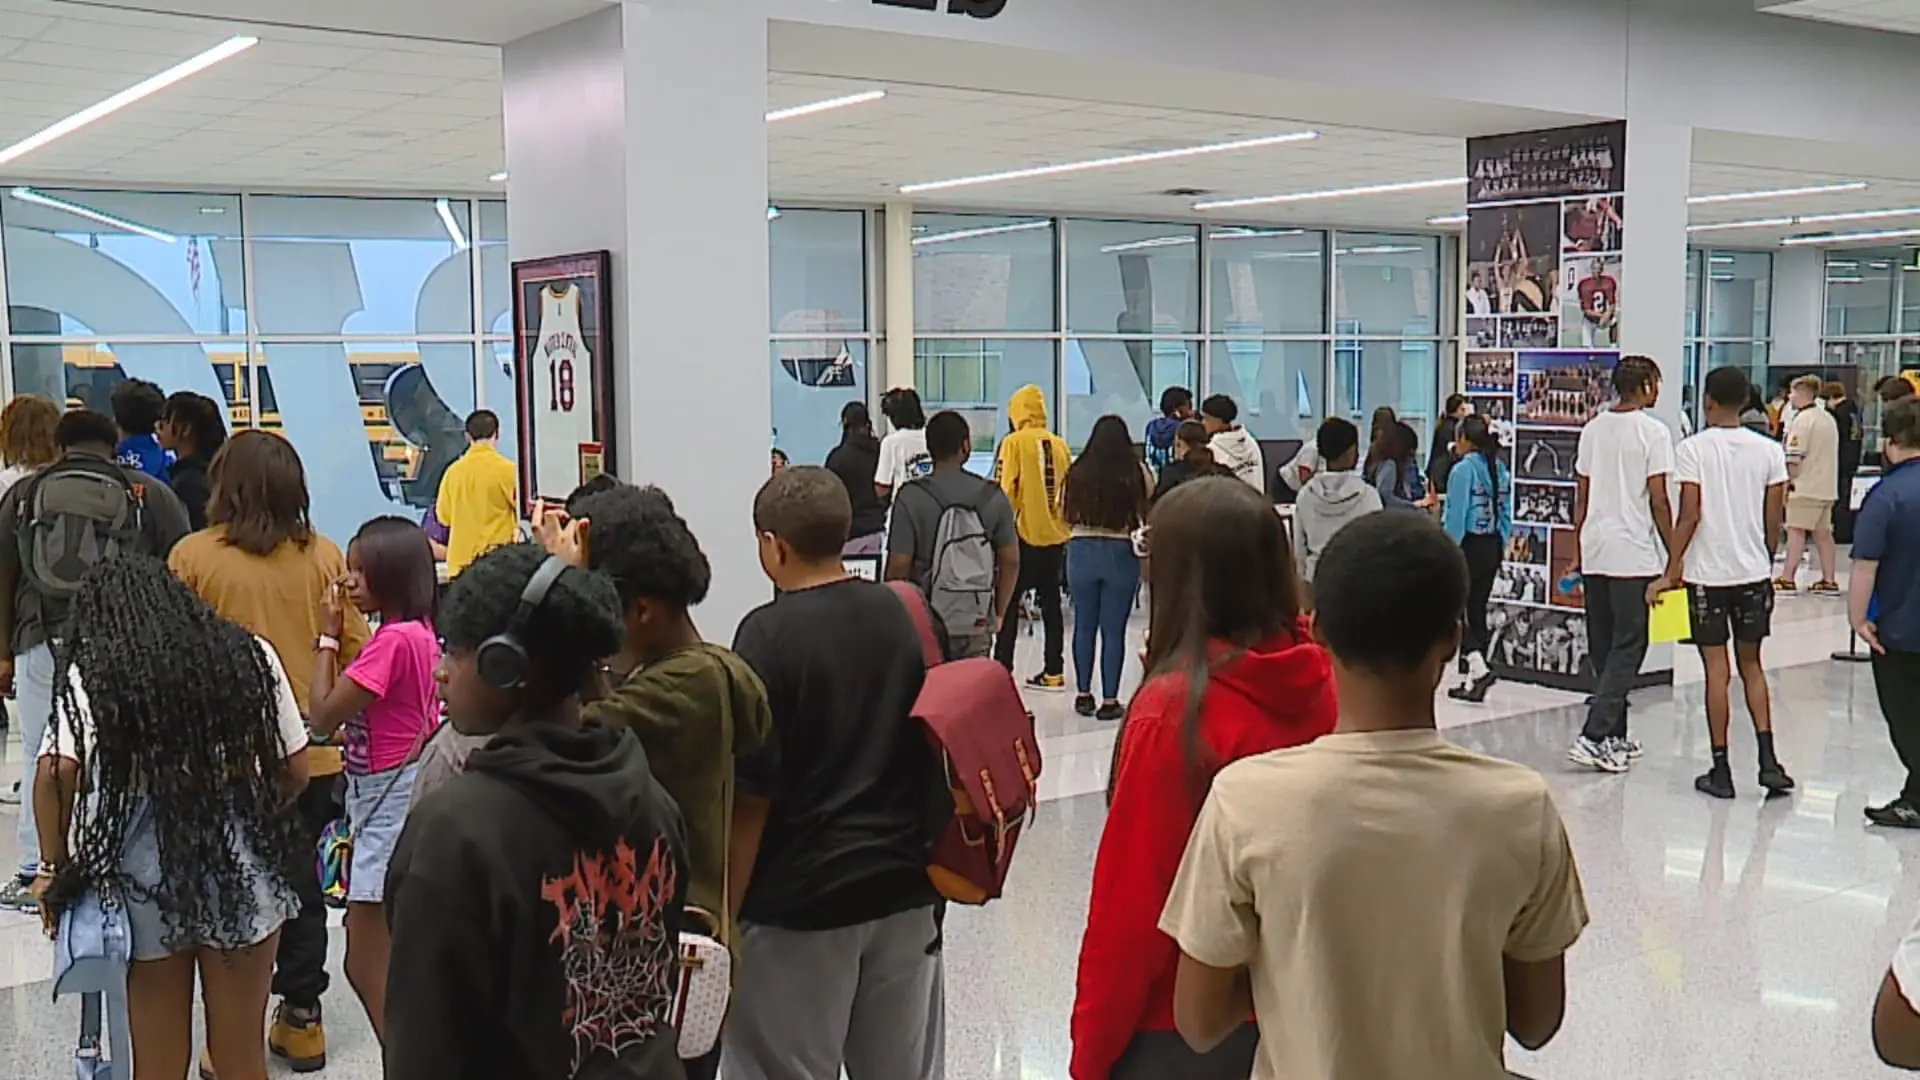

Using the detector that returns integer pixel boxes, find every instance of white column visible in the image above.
[884,200,917,392]
[1618,120,1692,437]
[1772,247,1825,369]
[505,2,770,641]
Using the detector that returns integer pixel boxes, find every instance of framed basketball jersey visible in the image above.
[510,251,615,514]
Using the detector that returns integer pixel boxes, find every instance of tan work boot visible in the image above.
[268,1000,327,1072]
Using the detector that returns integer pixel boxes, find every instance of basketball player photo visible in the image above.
[512,251,615,514]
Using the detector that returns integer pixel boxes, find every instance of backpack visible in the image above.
[886,581,1041,905]
[20,458,145,602]
[913,480,998,638]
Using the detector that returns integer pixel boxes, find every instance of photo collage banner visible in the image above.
[1464,121,1626,690]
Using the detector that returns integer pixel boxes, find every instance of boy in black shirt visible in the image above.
[724,466,947,1080]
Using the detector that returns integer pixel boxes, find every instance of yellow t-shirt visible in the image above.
[436,442,521,575]
[1160,729,1588,1080]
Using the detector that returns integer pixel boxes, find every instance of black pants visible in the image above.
[994,540,1065,676]
[1111,1024,1258,1079]
[1461,533,1503,657]
[1581,574,1654,742]
[1874,650,1920,804]
[682,1048,720,1080]
[273,773,340,1008]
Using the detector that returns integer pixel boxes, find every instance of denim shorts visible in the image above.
[345,764,418,904]
[117,801,298,963]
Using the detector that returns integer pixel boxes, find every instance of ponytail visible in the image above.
[1461,415,1502,503]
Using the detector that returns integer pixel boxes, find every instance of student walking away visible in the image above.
[1824,381,1865,543]
[1776,375,1842,593]
[827,401,887,556]
[1144,386,1195,475]
[1151,422,1220,503]
[1291,418,1381,602]
[1740,386,1773,437]
[1428,394,1472,498]
[383,544,690,1079]
[1444,414,1514,703]
[1159,512,1588,1079]
[1853,399,1920,828]
[1661,367,1794,799]
[34,556,311,1080]
[111,377,171,482]
[1569,356,1674,774]
[0,394,59,501]
[993,385,1073,689]
[1065,416,1153,720]
[436,409,520,577]
[304,517,441,1045]
[167,429,368,1075]
[1365,420,1426,511]
[886,411,1019,661]
[158,391,229,531]
[1200,395,1266,492]
[1070,477,1336,1080]
[874,386,932,500]
[0,408,190,913]
[724,467,947,1080]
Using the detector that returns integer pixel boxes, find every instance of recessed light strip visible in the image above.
[900,131,1320,195]
[766,90,887,123]
[1686,217,1796,234]
[1193,176,1464,212]
[488,171,509,183]
[1427,214,1468,226]
[1782,226,1920,247]
[0,35,257,168]
[434,198,468,251]
[9,187,176,243]
[1686,181,1867,205]
[911,221,1051,247]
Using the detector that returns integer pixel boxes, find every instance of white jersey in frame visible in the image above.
[528,284,597,502]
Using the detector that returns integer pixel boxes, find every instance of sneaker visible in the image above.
[1447,670,1497,704]
[1095,701,1125,722]
[1611,736,1645,760]
[1695,769,1736,800]
[1809,580,1842,596]
[1772,577,1798,593]
[1073,694,1096,717]
[268,1001,327,1073]
[1025,673,1066,693]
[1567,736,1630,774]
[1758,763,1796,796]
[0,877,35,913]
[1866,799,1920,829]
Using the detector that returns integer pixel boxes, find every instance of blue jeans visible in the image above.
[1068,538,1140,699]
[14,642,55,879]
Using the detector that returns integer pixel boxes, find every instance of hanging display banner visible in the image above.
[1465,121,1625,691]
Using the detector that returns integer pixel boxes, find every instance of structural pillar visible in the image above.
[504,1,770,640]
[1617,120,1691,439]
[884,200,918,393]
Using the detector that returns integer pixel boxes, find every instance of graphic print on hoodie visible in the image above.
[993,384,1073,548]
[1294,470,1384,583]
[1208,426,1267,491]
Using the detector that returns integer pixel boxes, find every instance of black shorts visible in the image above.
[1686,581,1774,647]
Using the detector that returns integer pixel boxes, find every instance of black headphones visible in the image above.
[476,555,569,690]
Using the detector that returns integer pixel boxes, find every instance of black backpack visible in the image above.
[19,458,145,602]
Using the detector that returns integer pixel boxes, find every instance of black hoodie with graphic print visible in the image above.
[383,721,690,1080]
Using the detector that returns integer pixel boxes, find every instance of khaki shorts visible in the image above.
[1786,495,1834,532]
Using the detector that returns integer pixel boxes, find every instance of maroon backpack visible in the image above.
[887,581,1042,905]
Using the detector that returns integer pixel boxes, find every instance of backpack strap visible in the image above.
[885,580,942,669]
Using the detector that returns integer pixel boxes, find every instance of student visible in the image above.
[0,408,190,913]
[1827,381,1864,543]
[383,543,689,1078]
[435,409,520,577]
[1152,421,1219,503]
[1663,367,1795,799]
[1293,417,1381,593]
[1778,375,1842,593]
[111,377,171,482]
[1064,415,1153,720]
[158,390,229,531]
[33,556,310,1080]
[1854,399,1920,828]
[874,386,931,499]
[1879,373,1920,406]
[1365,420,1424,511]
[770,447,789,475]
[993,384,1073,689]
[1740,386,1773,437]
[1200,395,1265,492]
[723,466,945,1080]
[885,410,1019,660]
[1569,356,1673,774]
[306,516,441,1044]
[1145,386,1195,474]
[1070,476,1336,1080]
[0,393,58,499]
[1444,414,1513,704]
[1159,512,1588,1078]
[168,429,367,1073]
[826,401,887,555]
[1877,917,1920,1069]
[1427,394,1472,498]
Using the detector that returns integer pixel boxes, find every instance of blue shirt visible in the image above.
[1855,456,1920,653]
[115,435,170,484]
[1443,452,1512,543]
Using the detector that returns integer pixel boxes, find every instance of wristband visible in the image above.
[315,634,341,653]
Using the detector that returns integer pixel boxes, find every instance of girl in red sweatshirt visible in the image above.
[1070,476,1338,1079]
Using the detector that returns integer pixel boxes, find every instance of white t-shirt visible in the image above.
[874,428,932,491]
[41,636,309,763]
[1575,408,1674,577]
[1673,426,1789,587]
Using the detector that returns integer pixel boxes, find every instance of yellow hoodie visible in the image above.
[993,384,1073,547]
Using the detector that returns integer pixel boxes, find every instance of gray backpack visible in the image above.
[20,458,144,603]
[917,481,997,637]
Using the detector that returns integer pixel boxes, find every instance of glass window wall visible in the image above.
[1684,248,1774,429]
[1821,249,1920,451]
[769,209,874,467]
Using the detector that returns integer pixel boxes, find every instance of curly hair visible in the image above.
[0,395,59,469]
[50,556,302,952]
[574,485,711,609]
[439,543,625,699]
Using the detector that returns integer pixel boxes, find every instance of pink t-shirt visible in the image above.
[343,618,441,774]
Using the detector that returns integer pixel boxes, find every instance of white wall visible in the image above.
[1772,248,1825,369]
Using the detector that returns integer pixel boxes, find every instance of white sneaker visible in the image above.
[1466,651,1491,682]
[1611,736,1645,760]
[1568,736,1630,774]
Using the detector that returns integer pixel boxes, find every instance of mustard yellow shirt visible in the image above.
[436,442,520,575]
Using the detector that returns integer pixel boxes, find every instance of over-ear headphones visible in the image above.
[476,555,569,690]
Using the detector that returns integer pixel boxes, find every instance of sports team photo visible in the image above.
[1517,350,1617,427]
[1500,315,1558,350]
[1494,563,1551,607]
[1465,351,1516,391]
[1515,428,1581,482]
[1516,481,1576,526]
[1488,604,1591,678]
[1506,524,1550,565]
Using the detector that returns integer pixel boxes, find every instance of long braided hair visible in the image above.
[49,556,302,950]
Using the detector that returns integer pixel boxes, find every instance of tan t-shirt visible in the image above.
[1160,729,1588,1080]
[1786,405,1840,502]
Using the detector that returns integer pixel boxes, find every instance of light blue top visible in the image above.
[1443,452,1513,543]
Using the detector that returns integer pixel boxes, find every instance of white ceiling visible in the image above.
[50,0,612,45]
[1762,0,1920,36]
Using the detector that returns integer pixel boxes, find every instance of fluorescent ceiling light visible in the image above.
[1427,214,1468,226]
[1194,176,1464,212]
[1687,181,1866,205]
[9,187,175,243]
[1782,226,1920,246]
[1795,205,1920,225]
[766,90,886,123]
[488,171,509,183]
[911,220,1050,247]
[900,131,1319,195]
[1686,217,1794,234]
[1343,245,1423,256]
[434,198,468,251]
[1214,227,1306,240]
[0,35,257,168]
[1100,235,1197,254]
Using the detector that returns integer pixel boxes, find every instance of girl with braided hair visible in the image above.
[31,554,311,1080]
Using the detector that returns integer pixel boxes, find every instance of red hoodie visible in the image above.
[1069,620,1337,1080]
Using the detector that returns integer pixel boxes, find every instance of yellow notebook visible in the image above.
[1649,589,1691,644]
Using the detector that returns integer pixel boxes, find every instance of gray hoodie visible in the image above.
[1209,426,1267,491]
[1294,470,1384,582]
